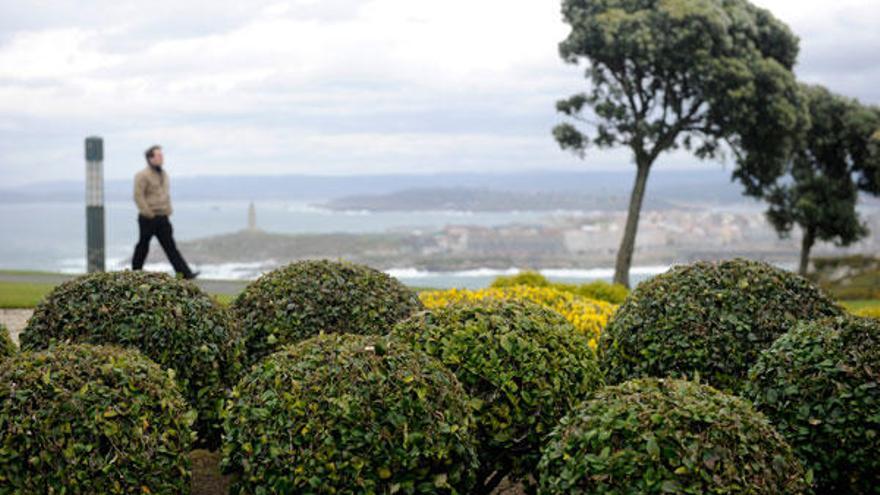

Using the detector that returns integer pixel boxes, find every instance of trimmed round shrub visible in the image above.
[391,300,604,490]
[491,270,552,288]
[745,316,880,494]
[538,378,810,494]
[0,344,194,494]
[569,280,628,305]
[19,271,242,448]
[600,259,842,392]
[222,334,479,494]
[231,259,423,365]
[0,323,15,359]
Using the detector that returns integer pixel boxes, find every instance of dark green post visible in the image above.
[85,136,105,272]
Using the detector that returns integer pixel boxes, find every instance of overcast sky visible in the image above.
[1,0,878,186]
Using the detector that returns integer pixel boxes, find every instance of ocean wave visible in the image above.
[51,259,672,287]
[138,261,277,280]
[387,266,670,281]
[56,258,276,281]
[385,267,521,279]
[540,265,670,279]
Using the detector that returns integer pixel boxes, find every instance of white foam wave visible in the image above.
[384,267,521,279]
[137,260,277,280]
[52,258,671,285]
[539,265,670,279]
[387,265,670,281]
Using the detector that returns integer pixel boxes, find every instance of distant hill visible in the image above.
[0,169,751,204]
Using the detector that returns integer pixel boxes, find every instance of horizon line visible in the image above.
[5,167,733,189]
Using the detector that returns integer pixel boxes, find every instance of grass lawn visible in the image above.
[0,280,237,308]
[0,271,875,312]
[0,269,65,277]
[0,281,56,309]
[0,277,434,308]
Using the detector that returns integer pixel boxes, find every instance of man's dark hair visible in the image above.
[144,145,162,163]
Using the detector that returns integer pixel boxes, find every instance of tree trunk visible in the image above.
[614,160,652,288]
[799,227,816,276]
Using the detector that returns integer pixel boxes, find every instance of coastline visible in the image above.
[57,261,673,287]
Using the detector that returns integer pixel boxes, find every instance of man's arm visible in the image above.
[133,174,153,218]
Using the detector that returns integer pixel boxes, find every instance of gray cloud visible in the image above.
[797,43,880,104]
[0,0,878,187]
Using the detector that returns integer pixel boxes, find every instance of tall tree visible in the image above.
[764,85,880,275]
[554,0,806,286]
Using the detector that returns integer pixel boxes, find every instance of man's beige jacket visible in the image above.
[133,166,173,218]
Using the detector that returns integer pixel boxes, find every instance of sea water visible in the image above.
[0,200,666,287]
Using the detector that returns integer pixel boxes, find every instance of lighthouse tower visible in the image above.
[247,202,258,231]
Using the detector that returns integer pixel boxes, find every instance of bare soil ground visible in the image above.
[190,452,525,495]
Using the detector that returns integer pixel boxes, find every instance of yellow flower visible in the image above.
[420,285,618,349]
[853,307,880,319]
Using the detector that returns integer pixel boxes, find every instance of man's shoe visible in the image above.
[185,271,200,280]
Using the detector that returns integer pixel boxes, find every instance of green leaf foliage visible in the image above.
[567,280,629,304]
[391,300,604,489]
[537,378,810,494]
[491,271,553,288]
[556,0,806,194]
[231,259,423,366]
[222,334,479,495]
[600,259,842,392]
[763,85,880,272]
[19,271,243,449]
[0,324,15,359]
[0,344,194,494]
[490,271,629,304]
[745,316,880,494]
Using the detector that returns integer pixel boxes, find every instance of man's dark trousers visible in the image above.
[132,215,194,278]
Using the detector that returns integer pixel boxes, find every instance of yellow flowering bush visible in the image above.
[854,306,880,319]
[490,271,629,304]
[420,285,617,349]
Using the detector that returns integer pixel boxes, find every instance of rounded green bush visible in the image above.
[0,323,15,359]
[19,271,243,448]
[391,300,604,490]
[231,259,423,365]
[491,270,552,288]
[0,344,194,494]
[538,378,810,494]
[600,259,841,392]
[569,280,628,305]
[745,316,880,494]
[222,334,479,494]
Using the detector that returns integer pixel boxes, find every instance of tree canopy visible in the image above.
[764,84,880,274]
[555,0,806,286]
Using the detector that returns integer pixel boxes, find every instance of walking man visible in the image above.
[132,145,198,279]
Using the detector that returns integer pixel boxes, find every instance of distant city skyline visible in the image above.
[1,0,878,186]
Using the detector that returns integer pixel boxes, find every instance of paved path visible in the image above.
[0,309,33,346]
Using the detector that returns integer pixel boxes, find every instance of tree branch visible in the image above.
[647,98,706,162]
